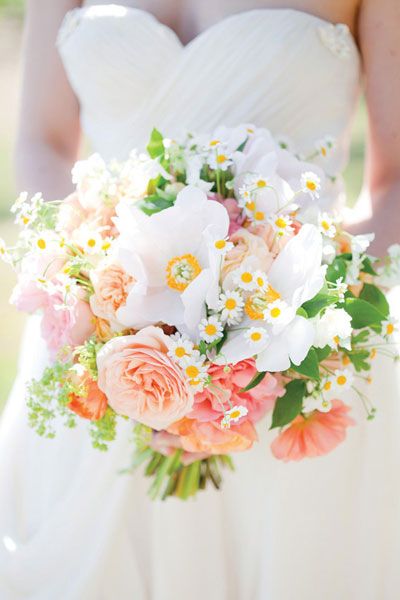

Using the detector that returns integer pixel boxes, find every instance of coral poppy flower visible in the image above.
[271,400,355,461]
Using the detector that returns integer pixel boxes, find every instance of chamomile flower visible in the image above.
[76,228,104,255]
[329,368,354,392]
[263,299,294,327]
[335,277,348,302]
[382,318,397,338]
[31,231,57,253]
[221,405,249,429]
[212,237,234,255]
[318,212,336,238]
[15,206,34,228]
[244,327,269,350]
[168,334,195,364]
[208,148,233,171]
[253,270,269,291]
[315,136,335,158]
[10,191,28,214]
[301,171,321,198]
[181,355,209,391]
[232,265,258,291]
[270,213,294,237]
[303,394,332,414]
[199,316,224,343]
[218,290,244,324]
[0,238,11,263]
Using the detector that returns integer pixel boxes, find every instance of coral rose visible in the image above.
[96,326,194,430]
[67,366,108,421]
[189,360,284,424]
[90,262,134,329]
[168,418,257,454]
[271,399,355,461]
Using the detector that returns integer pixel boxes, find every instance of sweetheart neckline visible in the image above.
[75,3,360,55]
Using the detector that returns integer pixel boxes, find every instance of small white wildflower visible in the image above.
[269,213,294,237]
[244,327,269,350]
[263,299,294,327]
[301,171,321,198]
[318,212,336,238]
[199,316,224,343]
[218,290,244,324]
[232,265,258,291]
[168,334,195,364]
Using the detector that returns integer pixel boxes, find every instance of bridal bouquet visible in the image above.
[2,124,399,499]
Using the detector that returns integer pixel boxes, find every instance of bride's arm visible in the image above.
[15,0,82,198]
[350,0,400,256]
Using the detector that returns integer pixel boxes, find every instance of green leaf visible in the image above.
[146,128,165,158]
[361,256,378,276]
[270,380,306,429]
[359,283,390,318]
[301,293,337,318]
[326,257,347,283]
[240,370,267,393]
[344,297,385,329]
[344,349,371,373]
[290,348,320,380]
[314,345,331,362]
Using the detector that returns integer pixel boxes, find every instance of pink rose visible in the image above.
[168,418,258,454]
[97,326,194,430]
[90,262,134,329]
[189,360,284,424]
[41,287,95,355]
[247,222,294,260]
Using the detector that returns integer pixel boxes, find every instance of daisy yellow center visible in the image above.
[333,335,340,345]
[323,381,332,391]
[229,410,241,419]
[217,154,228,164]
[336,375,347,386]
[205,324,217,336]
[186,365,200,379]
[250,331,262,342]
[270,307,281,318]
[215,239,226,250]
[387,323,394,335]
[175,347,187,358]
[245,200,255,211]
[166,254,202,292]
[209,139,220,147]
[22,216,30,225]
[247,128,254,134]
[342,355,351,366]
[245,286,281,320]
[321,147,327,157]
[87,238,97,248]
[275,217,287,229]
[306,180,317,191]
[370,348,377,359]
[225,298,237,310]
[241,272,253,284]
[256,179,267,188]
[321,220,330,231]
[37,239,46,250]
[256,276,265,287]
[254,211,265,221]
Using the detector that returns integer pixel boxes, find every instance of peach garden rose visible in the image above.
[96,326,194,430]
[90,261,134,329]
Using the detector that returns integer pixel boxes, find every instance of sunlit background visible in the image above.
[0,1,368,410]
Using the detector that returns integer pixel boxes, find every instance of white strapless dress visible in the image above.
[1,6,400,599]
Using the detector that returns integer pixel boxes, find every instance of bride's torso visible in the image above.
[57,1,361,188]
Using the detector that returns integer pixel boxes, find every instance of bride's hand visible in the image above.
[350,0,400,257]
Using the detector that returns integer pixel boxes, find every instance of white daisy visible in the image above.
[10,191,28,214]
[315,136,335,158]
[0,238,11,264]
[318,213,336,238]
[301,171,321,198]
[221,405,249,429]
[199,316,224,343]
[382,318,397,338]
[263,299,294,327]
[76,228,104,255]
[232,265,258,291]
[212,237,234,255]
[269,213,294,237]
[168,334,195,364]
[218,290,244,324]
[181,355,209,391]
[208,148,233,171]
[253,270,269,291]
[335,277,348,302]
[303,394,332,414]
[330,368,354,392]
[244,327,269,350]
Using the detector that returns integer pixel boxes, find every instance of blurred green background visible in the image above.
[0,2,368,410]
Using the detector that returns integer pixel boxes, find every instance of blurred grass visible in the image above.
[0,11,368,411]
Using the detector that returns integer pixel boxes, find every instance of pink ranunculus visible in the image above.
[150,431,210,465]
[41,287,95,355]
[168,417,258,454]
[189,360,284,424]
[96,326,194,430]
[207,193,246,235]
[271,399,355,461]
[90,262,134,329]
